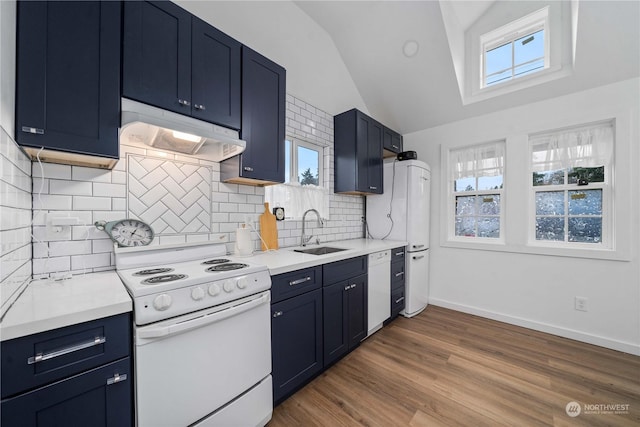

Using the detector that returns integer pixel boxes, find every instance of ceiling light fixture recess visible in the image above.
[403,40,419,58]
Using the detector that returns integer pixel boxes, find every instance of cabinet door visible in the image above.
[191,17,241,129]
[240,46,286,183]
[1,357,132,427]
[366,119,384,194]
[323,281,349,367]
[271,289,322,404]
[16,1,120,158]
[123,1,191,115]
[383,127,403,154]
[347,274,368,348]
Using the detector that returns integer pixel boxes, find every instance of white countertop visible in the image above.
[249,238,407,276]
[0,271,132,341]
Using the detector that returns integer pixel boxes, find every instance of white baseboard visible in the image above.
[429,298,640,356]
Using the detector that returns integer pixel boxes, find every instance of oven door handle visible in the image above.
[137,293,270,340]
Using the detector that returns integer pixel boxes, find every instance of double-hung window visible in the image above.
[530,121,613,246]
[450,142,505,240]
[265,137,328,219]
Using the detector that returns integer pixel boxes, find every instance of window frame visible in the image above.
[528,122,614,250]
[447,141,506,245]
[285,137,324,187]
[479,6,551,90]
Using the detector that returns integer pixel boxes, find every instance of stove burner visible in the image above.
[133,267,174,276]
[206,263,248,272]
[202,259,231,265]
[142,274,187,284]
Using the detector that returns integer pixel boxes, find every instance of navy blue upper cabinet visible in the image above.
[15,1,121,165]
[123,1,241,130]
[334,109,383,195]
[221,46,286,185]
[383,126,403,157]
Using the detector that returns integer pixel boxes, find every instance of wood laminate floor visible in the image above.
[269,306,640,427]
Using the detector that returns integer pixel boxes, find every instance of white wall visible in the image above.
[404,78,640,355]
[176,0,367,116]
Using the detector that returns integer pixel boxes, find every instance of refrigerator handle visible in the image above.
[413,255,425,260]
[412,244,425,249]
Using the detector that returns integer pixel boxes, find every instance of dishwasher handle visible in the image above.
[138,293,270,340]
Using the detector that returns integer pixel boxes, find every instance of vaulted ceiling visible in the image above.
[179,1,639,135]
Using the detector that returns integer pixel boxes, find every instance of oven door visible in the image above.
[134,291,272,427]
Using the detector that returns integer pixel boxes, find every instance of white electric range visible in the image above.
[115,242,273,427]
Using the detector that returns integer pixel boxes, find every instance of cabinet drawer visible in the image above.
[323,256,367,286]
[391,288,405,317]
[1,313,131,399]
[271,266,322,303]
[391,247,406,263]
[391,261,405,289]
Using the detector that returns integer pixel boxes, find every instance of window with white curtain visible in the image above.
[449,141,505,240]
[265,137,329,219]
[529,121,613,246]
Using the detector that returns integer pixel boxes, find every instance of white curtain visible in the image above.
[450,142,505,179]
[530,123,614,172]
[265,183,330,220]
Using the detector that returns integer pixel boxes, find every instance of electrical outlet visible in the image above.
[575,296,588,312]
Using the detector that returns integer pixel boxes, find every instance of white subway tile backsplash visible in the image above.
[71,252,111,270]
[73,196,112,211]
[93,182,126,198]
[72,166,111,183]
[33,194,73,210]
[49,179,92,196]
[31,162,71,179]
[33,256,71,274]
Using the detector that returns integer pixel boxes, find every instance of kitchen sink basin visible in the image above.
[293,246,347,255]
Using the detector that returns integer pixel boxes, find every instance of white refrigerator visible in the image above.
[366,159,430,317]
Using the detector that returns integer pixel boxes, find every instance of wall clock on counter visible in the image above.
[95,219,154,247]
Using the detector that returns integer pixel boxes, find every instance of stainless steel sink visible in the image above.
[293,246,347,255]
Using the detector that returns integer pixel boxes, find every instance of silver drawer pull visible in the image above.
[395,296,405,304]
[273,311,283,318]
[106,373,127,386]
[412,244,425,249]
[22,126,44,135]
[392,145,399,149]
[413,255,425,260]
[369,186,377,190]
[394,252,404,256]
[194,104,206,110]
[243,166,254,172]
[178,99,191,106]
[289,276,311,286]
[395,271,405,277]
[27,336,107,365]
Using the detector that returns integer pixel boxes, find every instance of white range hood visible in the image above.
[120,98,245,161]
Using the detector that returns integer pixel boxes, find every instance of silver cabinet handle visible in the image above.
[344,285,350,291]
[395,296,405,304]
[289,276,311,286]
[22,126,44,135]
[350,284,356,289]
[106,373,127,386]
[413,255,425,260]
[273,311,283,318]
[394,251,404,256]
[369,186,378,190]
[395,271,405,277]
[194,104,206,110]
[243,166,254,172]
[178,99,191,106]
[27,336,106,364]
[392,145,399,149]
[412,244,425,249]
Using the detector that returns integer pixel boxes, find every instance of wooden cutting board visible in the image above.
[259,202,278,251]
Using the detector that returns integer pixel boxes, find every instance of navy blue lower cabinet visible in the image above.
[1,357,132,427]
[323,274,368,367]
[271,289,323,405]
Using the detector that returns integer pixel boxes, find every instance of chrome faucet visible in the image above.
[301,209,324,246]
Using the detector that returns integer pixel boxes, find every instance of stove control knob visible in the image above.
[153,294,172,311]
[223,280,235,293]
[237,277,249,289]
[208,283,221,297]
[191,287,205,301]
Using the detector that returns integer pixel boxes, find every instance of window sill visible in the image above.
[441,238,630,262]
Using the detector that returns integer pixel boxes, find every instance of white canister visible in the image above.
[234,225,253,256]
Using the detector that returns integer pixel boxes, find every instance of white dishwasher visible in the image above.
[367,250,391,337]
